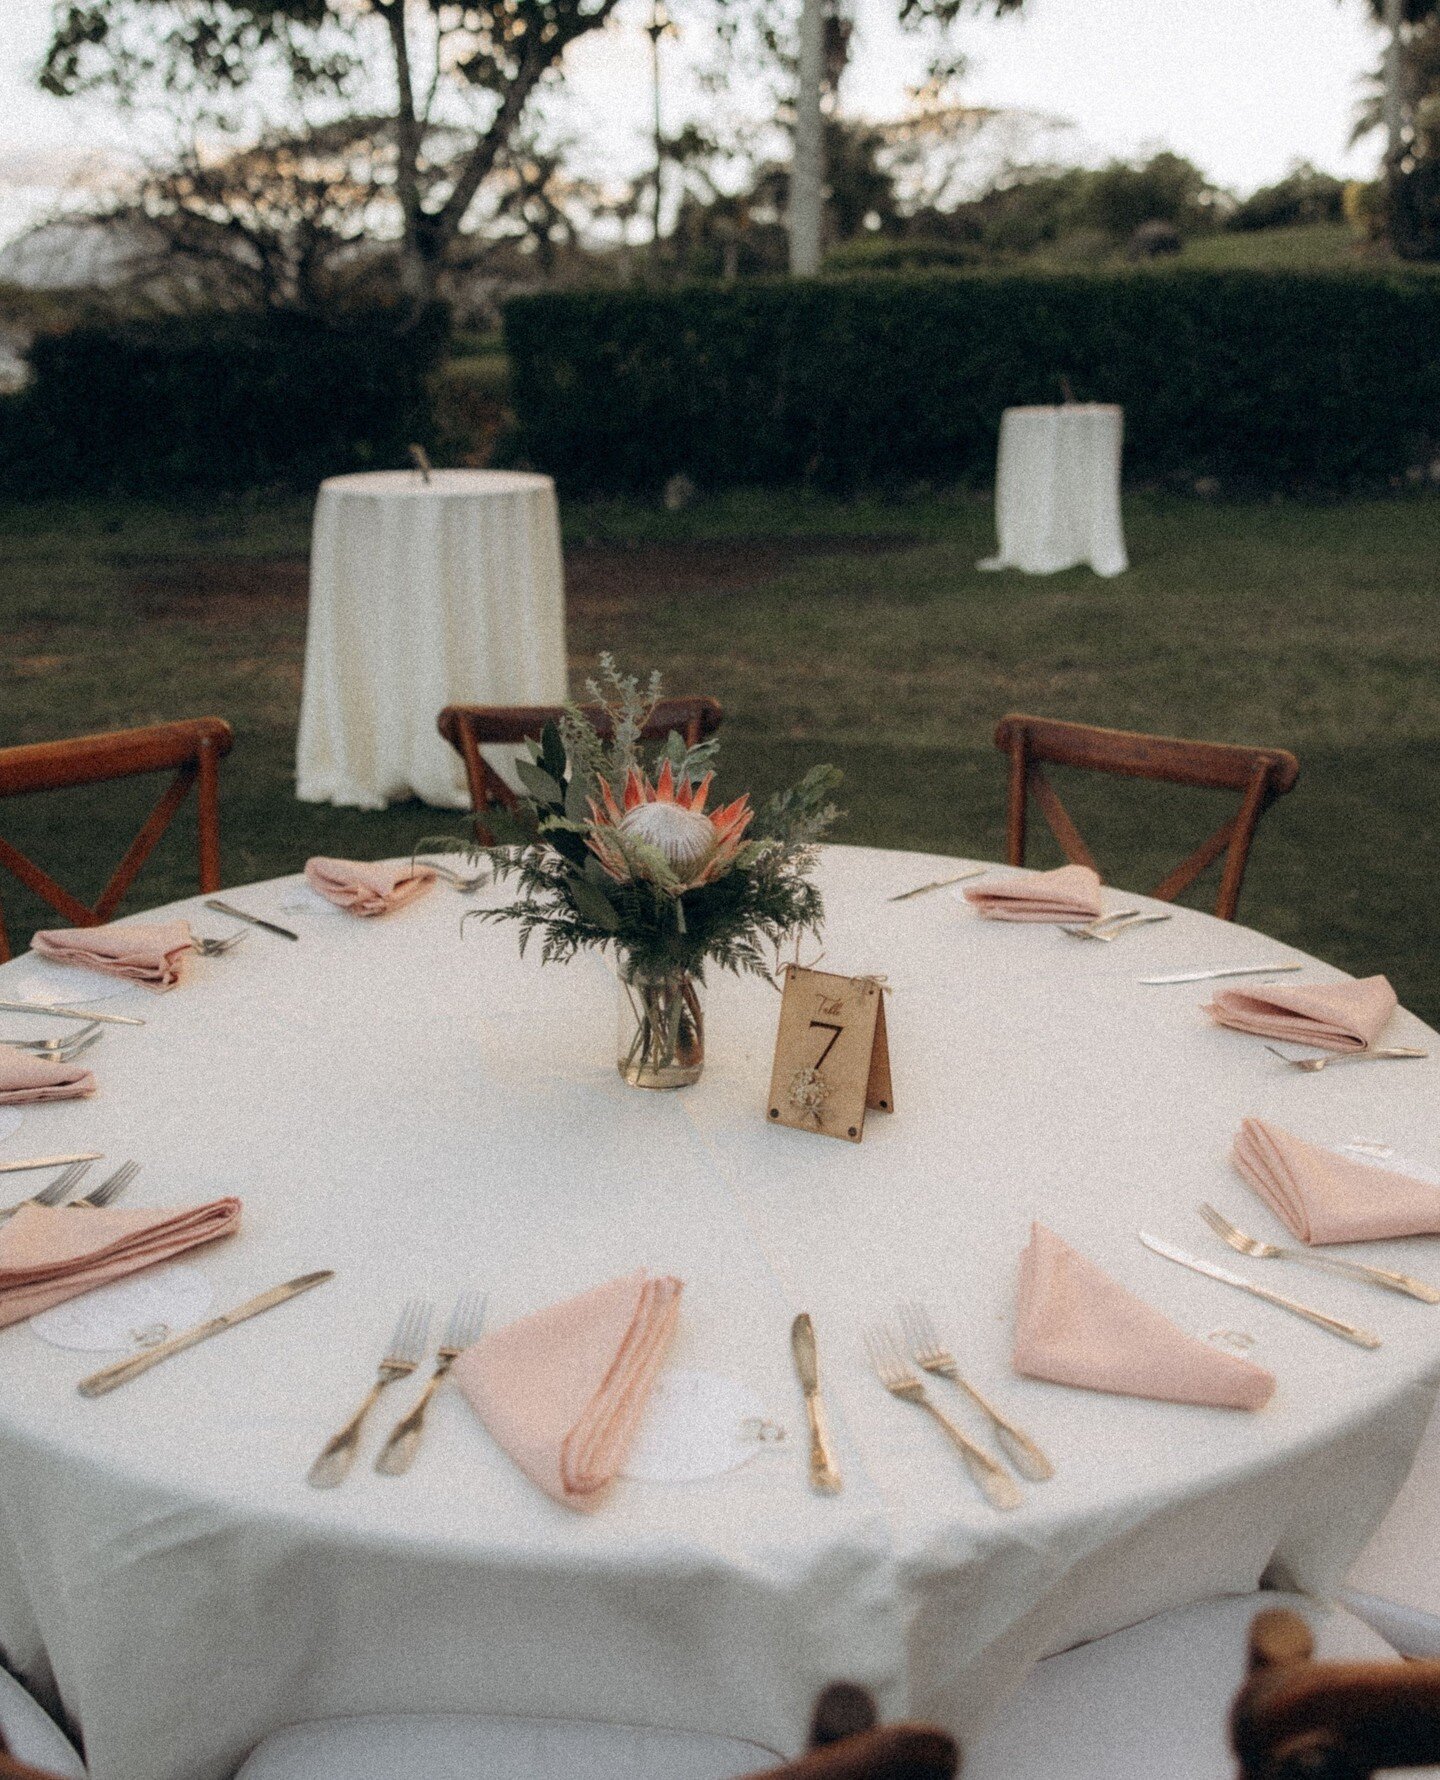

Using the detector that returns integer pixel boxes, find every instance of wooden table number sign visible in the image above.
[767,965,893,1143]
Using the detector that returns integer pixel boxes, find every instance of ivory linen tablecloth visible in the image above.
[296,469,567,809]
[1,846,1438,1780]
[978,404,1128,577]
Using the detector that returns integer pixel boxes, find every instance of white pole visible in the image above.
[790,0,825,275]
[1383,0,1405,168]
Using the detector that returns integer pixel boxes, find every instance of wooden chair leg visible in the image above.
[197,734,222,892]
[1006,734,1028,867]
[0,892,10,966]
[1215,763,1273,922]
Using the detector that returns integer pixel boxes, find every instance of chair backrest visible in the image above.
[993,713,1300,921]
[437,697,723,843]
[1232,1604,1440,1779]
[739,1684,957,1780]
[0,718,234,962]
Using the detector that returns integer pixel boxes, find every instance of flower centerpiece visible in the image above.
[463,658,840,1090]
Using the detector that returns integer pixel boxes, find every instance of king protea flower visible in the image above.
[588,761,753,891]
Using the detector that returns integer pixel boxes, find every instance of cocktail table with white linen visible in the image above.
[978,404,1128,577]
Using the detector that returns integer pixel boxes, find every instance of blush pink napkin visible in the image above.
[0,1197,241,1329]
[964,864,1104,923]
[0,1042,96,1105]
[1233,1116,1440,1245]
[1013,1222,1274,1410]
[30,919,193,989]
[303,857,437,917]
[1205,975,1397,1052]
[452,1270,683,1510]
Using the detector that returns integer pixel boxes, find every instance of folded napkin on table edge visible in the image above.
[1205,975,1397,1053]
[964,864,1104,923]
[303,857,437,917]
[0,1042,96,1105]
[1233,1116,1440,1245]
[30,919,194,990]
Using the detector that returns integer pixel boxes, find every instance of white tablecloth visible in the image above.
[296,470,567,810]
[1,846,1438,1780]
[979,405,1128,577]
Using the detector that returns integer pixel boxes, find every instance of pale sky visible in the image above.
[0,0,1386,246]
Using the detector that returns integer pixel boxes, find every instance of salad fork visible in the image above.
[0,1160,94,1224]
[1061,910,1174,942]
[11,1021,102,1053]
[192,930,251,958]
[411,851,491,893]
[12,1030,102,1067]
[307,1299,433,1488]
[1264,1044,1428,1073]
[375,1290,487,1475]
[1198,1203,1440,1303]
[73,1159,141,1211]
[864,1324,1021,1510]
[897,1302,1054,1480]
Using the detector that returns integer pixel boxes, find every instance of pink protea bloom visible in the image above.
[587,760,753,890]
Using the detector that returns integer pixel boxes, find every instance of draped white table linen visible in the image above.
[978,405,1128,577]
[296,470,567,810]
[0,846,1437,1780]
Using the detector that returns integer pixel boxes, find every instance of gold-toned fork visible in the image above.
[887,868,987,902]
[897,1302,1054,1481]
[307,1298,432,1488]
[1264,1044,1429,1073]
[864,1325,1021,1510]
[11,1021,102,1053]
[1198,1203,1440,1303]
[14,1030,102,1067]
[0,1160,94,1224]
[375,1290,487,1475]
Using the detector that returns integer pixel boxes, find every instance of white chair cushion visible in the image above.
[1343,1400,1440,1657]
[233,1712,780,1780]
[0,1668,86,1778]
[961,1591,1396,1780]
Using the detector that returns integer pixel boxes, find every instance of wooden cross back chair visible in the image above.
[0,719,233,962]
[1233,1604,1440,1778]
[994,714,1300,921]
[438,697,724,844]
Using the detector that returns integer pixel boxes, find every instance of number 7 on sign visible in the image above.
[809,1021,844,1067]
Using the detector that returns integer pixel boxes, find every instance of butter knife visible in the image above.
[888,868,986,902]
[0,1152,102,1174]
[78,1270,335,1396]
[203,899,300,942]
[0,999,145,1027]
[1139,963,1303,985]
[791,1312,842,1493]
[1138,1233,1380,1348]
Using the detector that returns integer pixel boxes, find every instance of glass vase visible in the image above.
[617,965,705,1089]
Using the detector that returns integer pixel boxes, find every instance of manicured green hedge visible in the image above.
[0,306,449,495]
[504,269,1440,493]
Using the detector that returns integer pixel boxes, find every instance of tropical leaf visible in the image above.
[568,875,622,931]
[515,759,565,807]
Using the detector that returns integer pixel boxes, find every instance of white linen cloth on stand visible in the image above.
[978,405,1128,577]
[1,845,1439,1780]
[296,469,567,809]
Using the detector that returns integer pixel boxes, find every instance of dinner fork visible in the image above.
[1263,1044,1429,1073]
[864,1325,1021,1510]
[1197,1203,1440,1303]
[307,1299,433,1488]
[0,1160,94,1224]
[11,1021,102,1053]
[1061,910,1174,942]
[12,1031,102,1067]
[192,930,251,957]
[412,853,491,893]
[897,1302,1054,1481]
[72,1159,141,1211]
[374,1291,487,1475]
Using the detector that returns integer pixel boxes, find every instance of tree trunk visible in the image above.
[790,0,825,275]
[1384,0,1406,167]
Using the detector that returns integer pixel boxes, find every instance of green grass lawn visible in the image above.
[1,489,1437,1025]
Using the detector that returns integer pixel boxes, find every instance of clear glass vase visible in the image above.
[617,965,705,1089]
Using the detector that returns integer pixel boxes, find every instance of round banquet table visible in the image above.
[978,404,1128,578]
[295,469,567,810]
[1,845,1439,1780]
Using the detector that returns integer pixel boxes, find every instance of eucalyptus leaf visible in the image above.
[569,875,622,931]
[564,765,592,821]
[516,760,565,806]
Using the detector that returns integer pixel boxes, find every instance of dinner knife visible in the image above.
[887,868,987,902]
[203,899,300,942]
[1138,1233,1380,1348]
[1138,963,1304,985]
[791,1312,842,1493]
[78,1270,335,1397]
[0,1153,102,1174]
[0,999,146,1027]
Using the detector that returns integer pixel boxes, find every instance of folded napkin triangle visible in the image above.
[31,920,193,989]
[964,864,1103,923]
[304,857,436,917]
[1233,1117,1440,1245]
[1013,1223,1274,1410]
[0,1198,242,1328]
[0,1042,96,1105]
[1206,975,1397,1052]
[452,1270,682,1510]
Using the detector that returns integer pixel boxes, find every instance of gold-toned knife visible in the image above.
[0,1153,102,1174]
[78,1270,335,1396]
[887,868,986,902]
[791,1312,842,1493]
